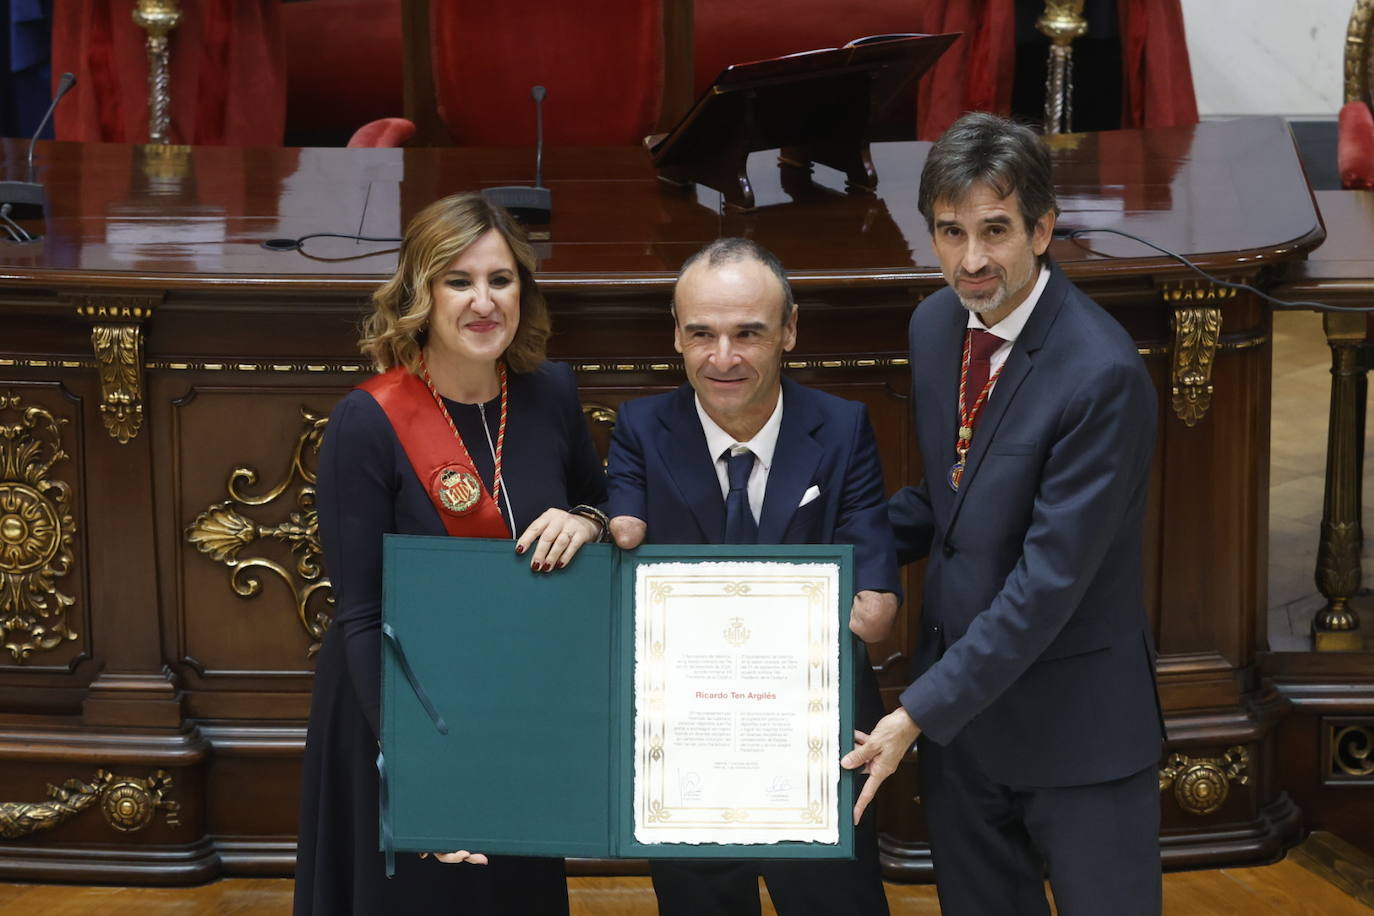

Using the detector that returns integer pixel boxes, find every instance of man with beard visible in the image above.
[842,112,1165,915]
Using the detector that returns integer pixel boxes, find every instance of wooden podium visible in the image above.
[647,33,957,210]
[0,118,1360,883]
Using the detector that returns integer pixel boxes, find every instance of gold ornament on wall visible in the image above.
[0,769,179,840]
[1158,746,1249,815]
[1166,291,1227,427]
[91,324,145,443]
[186,408,332,655]
[0,392,79,662]
[74,296,156,444]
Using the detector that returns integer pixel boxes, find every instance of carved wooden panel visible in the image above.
[170,384,348,680]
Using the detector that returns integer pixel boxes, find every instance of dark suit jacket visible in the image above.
[889,263,1164,788]
[606,376,901,729]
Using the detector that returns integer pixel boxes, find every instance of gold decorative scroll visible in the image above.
[1331,724,1374,778]
[0,392,78,662]
[1158,746,1249,815]
[1346,0,1373,104]
[1164,286,1231,426]
[73,297,156,444]
[186,408,332,655]
[0,769,179,840]
[132,1,183,144]
[1037,1,1088,134]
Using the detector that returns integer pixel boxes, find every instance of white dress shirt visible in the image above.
[694,390,784,524]
[965,264,1051,391]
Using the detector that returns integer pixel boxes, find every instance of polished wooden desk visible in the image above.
[0,118,1330,881]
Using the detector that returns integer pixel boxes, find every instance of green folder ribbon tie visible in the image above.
[379,621,449,877]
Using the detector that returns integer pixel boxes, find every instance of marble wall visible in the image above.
[1179,0,1353,118]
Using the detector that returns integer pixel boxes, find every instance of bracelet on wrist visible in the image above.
[569,504,611,542]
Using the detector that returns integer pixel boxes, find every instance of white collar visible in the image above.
[695,388,784,469]
[966,264,1051,342]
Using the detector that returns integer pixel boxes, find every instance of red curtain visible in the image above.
[914,0,1197,139]
[916,0,1017,140]
[51,0,285,145]
[1118,0,1198,129]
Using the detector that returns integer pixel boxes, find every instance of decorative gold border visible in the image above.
[634,567,839,839]
[0,332,1270,378]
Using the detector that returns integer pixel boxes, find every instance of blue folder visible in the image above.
[379,535,856,861]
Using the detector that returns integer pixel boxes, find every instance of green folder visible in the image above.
[380,534,856,860]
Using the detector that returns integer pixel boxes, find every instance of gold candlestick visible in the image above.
[132,0,182,144]
[1037,1,1088,134]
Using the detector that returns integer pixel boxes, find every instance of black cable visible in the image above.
[1059,226,1370,312]
[261,232,401,252]
[0,203,34,243]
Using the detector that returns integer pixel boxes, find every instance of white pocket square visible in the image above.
[798,485,821,507]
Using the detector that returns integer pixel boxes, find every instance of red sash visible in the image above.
[359,367,511,539]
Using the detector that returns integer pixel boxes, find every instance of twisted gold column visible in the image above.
[132,0,182,144]
[1037,1,1088,134]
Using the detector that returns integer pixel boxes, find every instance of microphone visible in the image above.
[483,85,552,225]
[1,72,78,223]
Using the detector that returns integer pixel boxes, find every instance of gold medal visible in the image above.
[434,465,483,515]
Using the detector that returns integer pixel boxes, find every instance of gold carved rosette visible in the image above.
[0,769,179,840]
[185,408,333,655]
[0,392,78,662]
[1159,746,1249,815]
[73,296,158,444]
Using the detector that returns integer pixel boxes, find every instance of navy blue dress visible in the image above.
[295,361,606,915]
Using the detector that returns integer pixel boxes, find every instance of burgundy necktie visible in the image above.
[964,328,1004,408]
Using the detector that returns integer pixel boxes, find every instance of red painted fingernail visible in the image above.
[515,544,525,555]
[558,560,568,569]
[540,563,550,572]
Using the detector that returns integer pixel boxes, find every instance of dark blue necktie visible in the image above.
[723,448,758,544]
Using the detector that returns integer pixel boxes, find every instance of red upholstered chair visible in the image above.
[346,117,417,148]
[400,0,692,146]
[1339,3,1374,190]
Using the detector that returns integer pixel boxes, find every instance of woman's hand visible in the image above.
[420,850,489,865]
[515,508,601,572]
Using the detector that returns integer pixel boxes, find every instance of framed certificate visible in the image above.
[379,536,856,860]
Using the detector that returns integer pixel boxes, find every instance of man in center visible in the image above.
[606,237,899,916]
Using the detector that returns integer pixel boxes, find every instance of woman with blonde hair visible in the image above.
[295,193,604,914]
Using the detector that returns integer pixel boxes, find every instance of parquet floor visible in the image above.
[0,833,1369,915]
